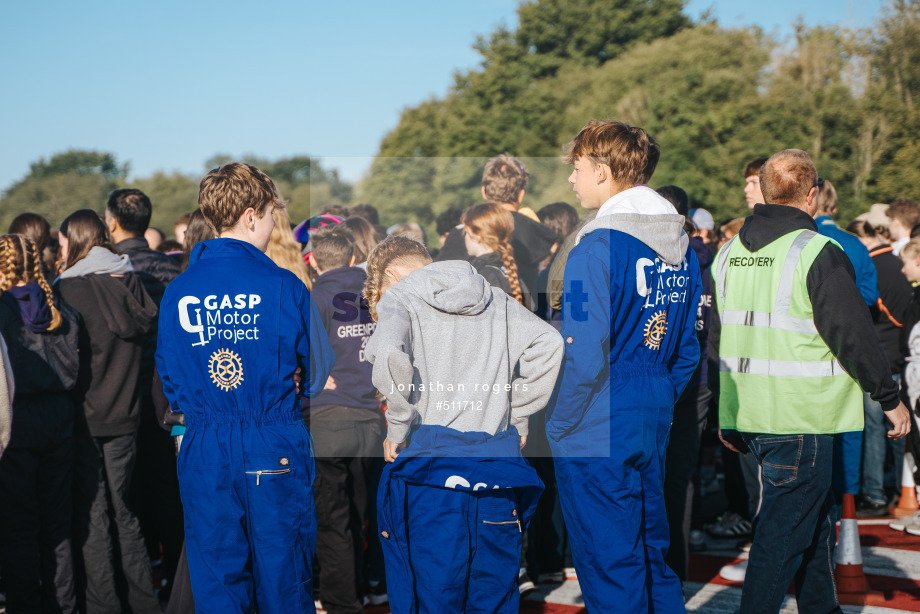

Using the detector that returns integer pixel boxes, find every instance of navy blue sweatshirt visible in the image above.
[308,266,378,412]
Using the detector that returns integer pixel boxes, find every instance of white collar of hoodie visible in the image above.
[595,185,676,219]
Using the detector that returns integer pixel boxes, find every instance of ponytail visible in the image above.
[461,203,524,305]
[495,242,523,305]
[0,234,62,331]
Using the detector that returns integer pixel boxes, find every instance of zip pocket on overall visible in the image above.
[482,519,522,533]
[245,468,291,486]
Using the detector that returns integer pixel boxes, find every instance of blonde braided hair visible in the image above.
[462,203,523,305]
[363,235,431,321]
[0,234,62,331]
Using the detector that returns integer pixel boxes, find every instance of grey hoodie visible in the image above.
[365,260,563,444]
[576,213,688,266]
[60,246,134,279]
[575,186,688,265]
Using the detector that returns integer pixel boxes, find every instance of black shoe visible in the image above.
[856,496,889,518]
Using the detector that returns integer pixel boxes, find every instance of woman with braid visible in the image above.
[365,235,563,613]
[462,202,527,306]
[0,233,81,613]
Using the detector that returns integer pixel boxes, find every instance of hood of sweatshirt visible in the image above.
[395,261,492,316]
[59,246,133,279]
[576,186,688,266]
[0,282,54,333]
[738,204,817,252]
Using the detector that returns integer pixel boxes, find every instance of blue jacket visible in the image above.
[155,238,335,425]
[547,220,702,456]
[307,266,378,412]
[815,215,879,306]
[377,425,543,614]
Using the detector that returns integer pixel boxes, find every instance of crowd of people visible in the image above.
[0,119,918,614]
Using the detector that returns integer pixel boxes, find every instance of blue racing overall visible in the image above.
[377,425,543,614]
[547,216,701,613]
[156,238,335,613]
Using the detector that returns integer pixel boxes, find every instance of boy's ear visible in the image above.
[349,254,356,267]
[242,207,257,230]
[595,162,609,185]
[384,266,402,284]
[106,212,119,234]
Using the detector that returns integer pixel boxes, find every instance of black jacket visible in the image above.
[737,205,899,411]
[57,272,158,437]
[470,252,513,297]
[115,237,180,394]
[114,237,181,305]
[867,244,913,374]
[437,209,556,308]
[0,286,80,396]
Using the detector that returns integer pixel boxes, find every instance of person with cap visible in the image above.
[847,218,913,516]
[689,207,715,247]
[715,148,910,613]
[811,178,881,514]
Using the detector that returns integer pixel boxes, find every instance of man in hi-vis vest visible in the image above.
[715,149,911,614]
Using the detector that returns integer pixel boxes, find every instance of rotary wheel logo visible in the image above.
[643,311,668,350]
[209,349,244,391]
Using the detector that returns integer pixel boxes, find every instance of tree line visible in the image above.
[3,0,919,239]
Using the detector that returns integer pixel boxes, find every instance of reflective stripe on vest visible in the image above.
[716,230,817,336]
[719,356,849,378]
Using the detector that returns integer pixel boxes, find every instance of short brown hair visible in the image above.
[759,150,817,205]
[311,226,355,272]
[198,162,285,234]
[887,197,920,230]
[482,154,529,205]
[563,120,653,188]
[744,157,768,178]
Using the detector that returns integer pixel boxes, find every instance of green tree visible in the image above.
[202,154,353,223]
[126,172,201,237]
[0,149,127,231]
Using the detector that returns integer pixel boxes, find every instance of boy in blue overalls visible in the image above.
[547,121,702,613]
[156,162,335,613]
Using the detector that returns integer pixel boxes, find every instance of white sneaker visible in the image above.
[518,568,536,596]
[905,513,920,536]
[889,510,920,531]
[719,560,748,582]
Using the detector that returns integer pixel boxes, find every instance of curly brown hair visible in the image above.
[0,234,62,331]
[363,235,431,321]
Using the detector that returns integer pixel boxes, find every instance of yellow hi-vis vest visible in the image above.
[714,229,864,434]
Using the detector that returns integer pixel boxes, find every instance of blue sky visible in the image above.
[0,1,884,193]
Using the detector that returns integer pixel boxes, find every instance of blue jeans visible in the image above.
[739,433,841,614]
[861,374,905,505]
